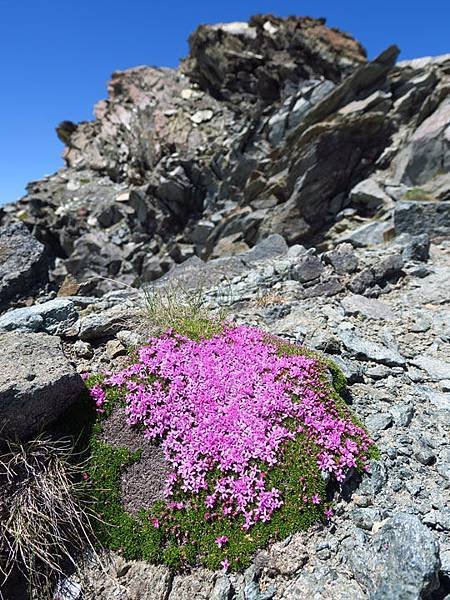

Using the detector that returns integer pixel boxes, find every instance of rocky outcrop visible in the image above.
[0,331,84,440]
[1,14,449,600]
[1,20,449,302]
[181,15,366,105]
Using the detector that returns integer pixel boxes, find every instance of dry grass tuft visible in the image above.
[0,435,97,598]
[141,283,228,340]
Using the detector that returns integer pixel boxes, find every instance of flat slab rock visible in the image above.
[341,294,396,321]
[0,331,84,440]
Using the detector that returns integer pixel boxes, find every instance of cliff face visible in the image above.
[0,15,449,300]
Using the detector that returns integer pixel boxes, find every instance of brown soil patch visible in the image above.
[101,408,170,514]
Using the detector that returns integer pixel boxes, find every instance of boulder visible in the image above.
[0,222,49,309]
[0,331,84,440]
[394,201,450,237]
[0,298,78,336]
[345,513,441,599]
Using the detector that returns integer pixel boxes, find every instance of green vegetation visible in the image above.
[79,322,376,572]
[403,187,435,201]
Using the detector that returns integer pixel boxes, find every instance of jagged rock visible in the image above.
[291,255,324,283]
[340,221,393,247]
[394,97,450,186]
[169,569,216,599]
[394,201,450,237]
[338,328,405,366]
[181,15,366,105]
[345,513,441,599]
[0,222,49,308]
[0,331,84,440]
[400,233,431,262]
[323,243,359,274]
[350,178,391,211]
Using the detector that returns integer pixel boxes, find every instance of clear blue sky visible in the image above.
[1,1,449,205]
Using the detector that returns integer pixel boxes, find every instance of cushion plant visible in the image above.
[85,321,376,571]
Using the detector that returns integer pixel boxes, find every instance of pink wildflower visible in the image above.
[215,536,228,548]
[221,559,230,571]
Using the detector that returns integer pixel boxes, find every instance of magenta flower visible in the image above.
[89,325,372,530]
[324,507,334,520]
[221,558,230,571]
[215,535,228,548]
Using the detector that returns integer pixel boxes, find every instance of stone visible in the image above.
[106,339,126,359]
[0,331,84,440]
[365,412,393,431]
[169,569,216,599]
[241,234,288,265]
[329,355,364,383]
[73,339,94,359]
[350,178,391,210]
[401,233,431,262]
[78,305,133,341]
[210,575,232,600]
[390,404,414,427]
[0,298,79,336]
[345,512,441,599]
[341,294,395,320]
[412,355,450,381]
[191,109,214,124]
[338,329,405,366]
[414,445,436,466]
[291,255,324,283]
[0,222,49,308]
[351,507,382,530]
[371,254,404,282]
[281,565,365,599]
[394,201,450,237]
[323,243,358,274]
[340,221,392,247]
[348,267,376,294]
[396,97,450,186]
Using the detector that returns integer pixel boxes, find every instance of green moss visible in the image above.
[403,188,435,201]
[79,328,377,572]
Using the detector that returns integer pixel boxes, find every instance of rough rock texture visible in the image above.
[54,231,450,600]
[1,14,450,600]
[0,222,49,308]
[0,331,84,440]
[181,15,367,104]
[2,18,449,304]
[345,513,441,599]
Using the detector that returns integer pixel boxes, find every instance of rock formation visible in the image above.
[0,14,449,600]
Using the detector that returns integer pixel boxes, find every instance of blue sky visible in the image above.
[1,0,449,205]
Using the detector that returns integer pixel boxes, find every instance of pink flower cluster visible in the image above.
[93,325,371,529]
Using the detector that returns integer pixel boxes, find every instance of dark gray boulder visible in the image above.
[394,201,450,237]
[0,222,49,309]
[0,331,84,440]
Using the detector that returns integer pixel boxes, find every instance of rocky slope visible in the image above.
[0,13,449,600]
